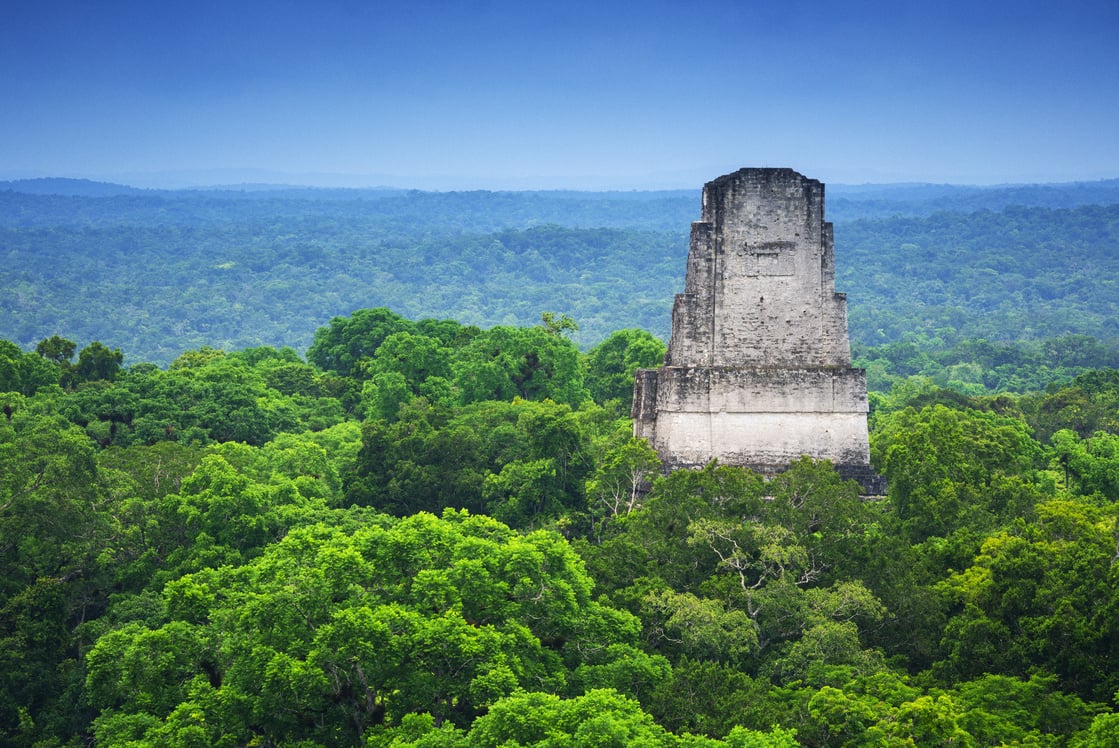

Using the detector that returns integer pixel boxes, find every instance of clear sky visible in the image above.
[2,0,1117,189]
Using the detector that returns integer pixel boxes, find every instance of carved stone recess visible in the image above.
[633,168,885,494]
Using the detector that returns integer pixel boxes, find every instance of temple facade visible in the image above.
[632,168,883,492]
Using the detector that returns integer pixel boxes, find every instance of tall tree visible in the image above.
[307,307,416,378]
[63,341,123,387]
[584,328,666,409]
[35,335,76,366]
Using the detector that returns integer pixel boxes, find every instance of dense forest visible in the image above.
[3,177,1119,745]
[2,178,1118,372]
[3,301,1119,746]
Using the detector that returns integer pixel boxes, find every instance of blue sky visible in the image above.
[2,0,1117,189]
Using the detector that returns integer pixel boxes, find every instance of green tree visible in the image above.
[540,311,579,337]
[346,397,595,529]
[1048,428,1119,499]
[64,341,123,387]
[451,325,590,408]
[936,497,1119,702]
[0,340,60,396]
[168,345,225,370]
[364,332,453,388]
[464,688,677,747]
[307,307,416,378]
[0,341,21,394]
[872,403,1042,541]
[0,412,112,744]
[376,687,800,747]
[35,335,76,366]
[84,511,645,745]
[1077,710,1119,747]
[585,434,662,539]
[584,328,666,409]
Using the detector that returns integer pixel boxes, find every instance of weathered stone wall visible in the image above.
[634,366,870,470]
[635,167,883,493]
[666,168,851,368]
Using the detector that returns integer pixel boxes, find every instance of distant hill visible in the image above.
[4,177,1117,221]
[0,177,146,197]
[1,178,1116,365]
[826,179,1119,220]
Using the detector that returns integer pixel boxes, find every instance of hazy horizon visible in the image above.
[3,1,1117,191]
[6,170,1119,194]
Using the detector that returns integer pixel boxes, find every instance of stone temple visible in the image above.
[632,168,883,493]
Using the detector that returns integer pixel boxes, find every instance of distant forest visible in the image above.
[2,178,1118,385]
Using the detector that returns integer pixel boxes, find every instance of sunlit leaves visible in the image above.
[83,510,642,744]
[872,403,1043,540]
[936,497,1119,701]
[584,328,666,409]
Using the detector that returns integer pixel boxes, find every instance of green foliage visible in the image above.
[645,659,777,738]
[0,412,114,743]
[841,204,1119,351]
[5,184,1118,368]
[452,325,590,408]
[585,430,662,539]
[1077,710,1119,747]
[84,511,644,746]
[936,498,1119,702]
[540,310,579,337]
[346,398,600,529]
[585,328,667,409]
[0,339,60,396]
[872,403,1043,540]
[49,345,346,447]
[1048,429,1119,499]
[35,335,76,365]
[1020,368,1119,442]
[583,459,886,685]
[309,309,592,416]
[367,332,454,389]
[371,688,800,747]
[855,334,1119,394]
[309,307,421,378]
[4,289,1119,746]
[0,414,103,594]
[63,340,124,387]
